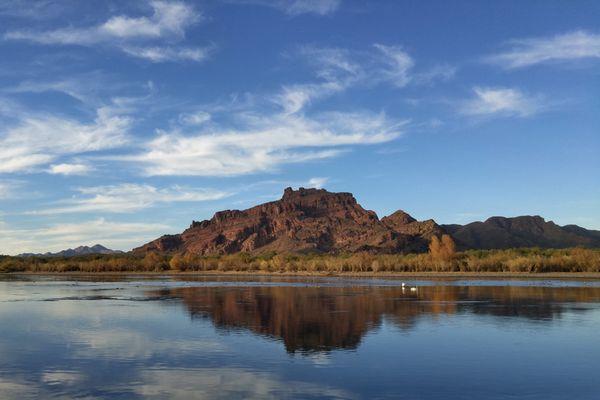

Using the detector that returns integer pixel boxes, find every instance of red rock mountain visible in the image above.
[134,187,438,255]
[135,187,600,255]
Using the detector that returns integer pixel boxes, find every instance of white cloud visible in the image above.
[0,106,130,173]
[3,1,208,63]
[307,177,328,189]
[278,44,448,114]
[121,45,213,63]
[179,111,211,126]
[126,111,405,176]
[274,47,360,113]
[460,87,544,117]
[27,184,229,215]
[277,81,344,114]
[100,1,199,39]
[0,218,171,255]
[486,30,600,69]
[373,44,414,87]
[233,0,342,16]
[48,163,92,176]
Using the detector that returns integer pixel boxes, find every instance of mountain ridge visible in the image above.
[19,244,124,258]
[135,187,600,255]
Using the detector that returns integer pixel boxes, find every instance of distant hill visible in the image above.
[442,216,600,250]
[134,187,600,255]
[19,244,123,258]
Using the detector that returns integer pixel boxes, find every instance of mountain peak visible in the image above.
[135,187,430,255]
[134,188,600,255]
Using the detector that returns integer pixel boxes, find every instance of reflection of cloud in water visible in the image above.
[0,377,39,400]
[0,375,97,400]
[2,279,600,399]
[72,328,226,359]
[41,370,84,386]
[133,368,354,400]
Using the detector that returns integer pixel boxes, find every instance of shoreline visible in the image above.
[4,271,600,279]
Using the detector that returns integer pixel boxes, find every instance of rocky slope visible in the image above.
[443,216,600,249]
[135,187,439,255]
[135,188,600,255]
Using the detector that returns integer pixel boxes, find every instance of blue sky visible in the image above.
[0,0,599,254]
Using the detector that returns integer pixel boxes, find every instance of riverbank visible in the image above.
[5,270,600,280]
[2,248,599,274]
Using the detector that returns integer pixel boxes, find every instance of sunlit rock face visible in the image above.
[150,285,600,353]
[135,187,600,255]
[135,187,439,255]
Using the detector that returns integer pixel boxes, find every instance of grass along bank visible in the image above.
[2,246,599,274]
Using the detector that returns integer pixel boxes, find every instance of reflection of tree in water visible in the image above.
[151,285,600,353]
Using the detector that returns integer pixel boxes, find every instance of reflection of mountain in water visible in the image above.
[151,285,600,353]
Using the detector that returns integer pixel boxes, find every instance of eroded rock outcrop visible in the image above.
[135,187,437,255]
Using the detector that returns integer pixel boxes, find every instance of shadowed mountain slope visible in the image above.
[444,216,600,249]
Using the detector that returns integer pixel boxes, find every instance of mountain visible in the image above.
[19,244,123,258]
[135,187,600,255]
[443,216,600,250]
[134,187,440,255]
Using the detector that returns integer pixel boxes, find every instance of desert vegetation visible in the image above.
[1,239,599,274]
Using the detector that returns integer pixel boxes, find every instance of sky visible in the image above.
[0,0,599,254]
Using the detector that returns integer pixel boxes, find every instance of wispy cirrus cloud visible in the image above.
[486,30,600,69]
[116,42,429,177]
[26,184,230,215]
[277,44,454,114]
[0,105,131,173]
[230,0,342,16]
[372,43,415,87]
[126,111,406,176]
[460,87,545,117]
[3,1,211,63]
[121,45,214,63]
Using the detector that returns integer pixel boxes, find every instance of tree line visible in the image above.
[1,235,599,274]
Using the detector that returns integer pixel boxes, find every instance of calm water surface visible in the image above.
[1,275,600,399]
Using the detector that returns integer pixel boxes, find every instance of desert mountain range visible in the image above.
[134,187,600,255]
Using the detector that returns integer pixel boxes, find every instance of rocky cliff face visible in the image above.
[135,187,439,255]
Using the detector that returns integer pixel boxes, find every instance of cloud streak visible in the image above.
[27,184,230,215]
[232,0,342,16]
[486,30,600,69]
[126,111,405,176]
[3,1,210,63]
[278,44,453,114]
[460,87,544,117]
[0,105,131,173]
